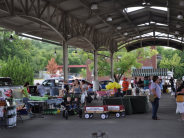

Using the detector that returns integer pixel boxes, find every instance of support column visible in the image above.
[110,53,114,81]
[93,50,99,91]
[63,42,68,81]
[94,50,98,81]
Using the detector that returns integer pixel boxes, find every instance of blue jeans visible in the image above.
[151,98,159,119]
[144,86,149,90]
[23,97,33,112]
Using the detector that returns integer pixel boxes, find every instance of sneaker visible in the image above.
[30,112,34,115]
[28,114,32,118]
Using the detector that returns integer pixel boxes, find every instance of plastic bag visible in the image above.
[81,93,85,104]
[0,108,3,117]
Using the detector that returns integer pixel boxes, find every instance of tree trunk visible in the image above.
[114,74,119,82]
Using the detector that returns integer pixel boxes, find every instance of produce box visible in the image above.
[30,96,48,101]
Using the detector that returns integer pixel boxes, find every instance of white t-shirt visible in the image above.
[37,85,46,96]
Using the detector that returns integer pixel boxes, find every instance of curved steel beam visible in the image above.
[67,36,95,50]
[17,15,66,42]
[121,38,184,52]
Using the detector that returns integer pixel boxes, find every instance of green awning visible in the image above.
[132,68,168,76]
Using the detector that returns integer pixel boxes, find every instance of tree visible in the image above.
[46,57,58,76]
[159,53,184,78]
[0,56,34,85]
[89,47,158,82]
[79,68,87,78]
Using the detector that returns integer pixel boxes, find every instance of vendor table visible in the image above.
[96,91,114,99]
[139,89,150,102]
[103,96,149,115]
[28,101,45,118]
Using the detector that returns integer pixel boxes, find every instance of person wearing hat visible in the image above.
[36,83,46,97]
[122,77,129,96]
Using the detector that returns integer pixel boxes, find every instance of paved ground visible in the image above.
[1,93,184,138]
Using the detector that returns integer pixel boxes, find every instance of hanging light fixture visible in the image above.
[142,0,146,5]
[175,31,179,35]
[177,12,183,19]
[179,0,184,6]
[91,3,98,10]
[107,15,112,22]
[67,31,71,37]
[88,55,89,60]
[9,34,14,42]
[124,32,128,35]
[75,48,77,53]
[117,26,121,30]
[176,22,181,28]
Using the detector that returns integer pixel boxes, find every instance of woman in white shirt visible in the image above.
[81,80,88,106]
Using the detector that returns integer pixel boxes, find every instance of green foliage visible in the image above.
[79,68,87,78]
[159,53,184,78]
[0,56,34,85]
[89,47,158,82]
[157,46,184,79]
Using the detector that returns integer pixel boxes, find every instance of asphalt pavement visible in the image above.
[1,93,184,138]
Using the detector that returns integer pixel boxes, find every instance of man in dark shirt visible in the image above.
[138,78,144,88]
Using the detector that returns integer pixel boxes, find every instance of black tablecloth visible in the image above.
[103,96,149,115]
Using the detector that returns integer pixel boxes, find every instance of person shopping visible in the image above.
[22,82,34,117]
[81,80,88,106]
[72,79,84,106]
[150,76,161,120]
[176,80,184,121]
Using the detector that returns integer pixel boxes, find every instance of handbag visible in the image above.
[176,95,184,102]
[149,94,155,102]
[149,83,157,102]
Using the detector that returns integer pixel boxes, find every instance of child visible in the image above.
[66,97,72,110]
[73,98,79,109]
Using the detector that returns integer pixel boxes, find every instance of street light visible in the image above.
[107,15,112,22]
[177,12,183,19]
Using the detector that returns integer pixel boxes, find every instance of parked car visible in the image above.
[99,80,113,89]
[79,80,101,90]
[0,77,22,99]
[42,78,63,95]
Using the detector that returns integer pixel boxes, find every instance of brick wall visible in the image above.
[86,46,157,82]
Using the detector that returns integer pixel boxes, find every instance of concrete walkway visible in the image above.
[1,93,184,138]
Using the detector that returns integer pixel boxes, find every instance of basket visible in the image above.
[0,101,6,106]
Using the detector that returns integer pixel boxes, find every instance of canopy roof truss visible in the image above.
[0,0,184,53]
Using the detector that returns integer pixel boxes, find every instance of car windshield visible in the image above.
[0,78,13,86]
[68,76,73,79]
[68,80,73,83]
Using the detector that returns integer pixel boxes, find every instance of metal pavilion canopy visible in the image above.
[0,0,184,82]
[132,68,168,77]
[0,0,184,53]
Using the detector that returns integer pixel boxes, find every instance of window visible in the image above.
[42,80,52,86]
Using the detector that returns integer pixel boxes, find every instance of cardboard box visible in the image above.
[59,90,64,97]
